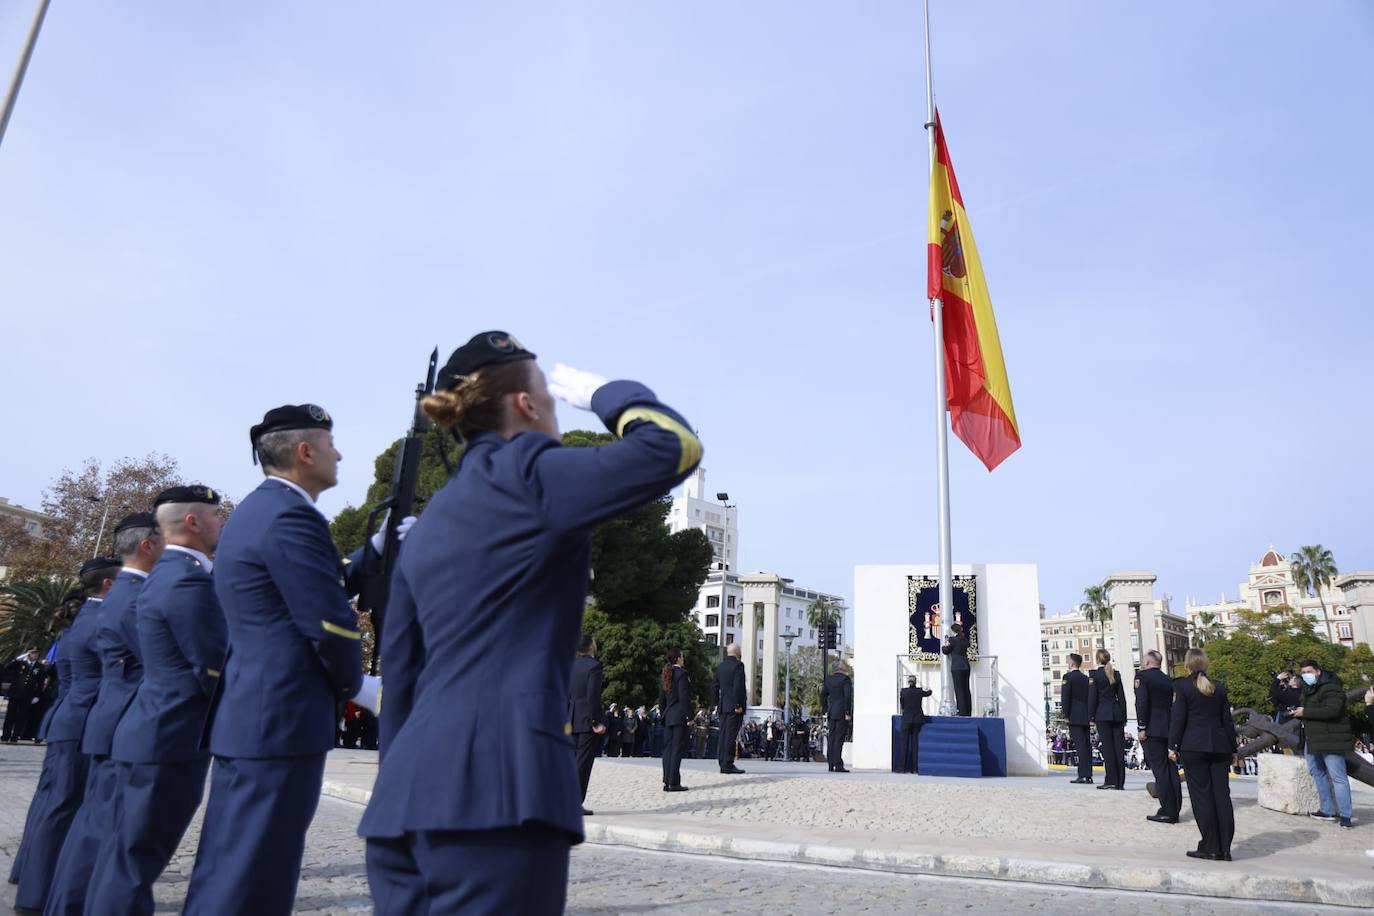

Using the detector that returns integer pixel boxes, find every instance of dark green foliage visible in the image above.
[0,578,78,661]
[581,606,714,711]
[331,429,461,554]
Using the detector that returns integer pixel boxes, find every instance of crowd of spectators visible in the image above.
[596,703,829,762]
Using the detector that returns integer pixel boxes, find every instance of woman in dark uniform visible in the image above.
[1169,647,1238,861]
[1087,649,1127,790]
[359,332,702,914]
[658,649,690,791]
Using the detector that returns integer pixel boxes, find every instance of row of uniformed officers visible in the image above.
[1060,646,1239,861]
[10,331,703,915]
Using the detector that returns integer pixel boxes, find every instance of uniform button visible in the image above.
[564,723,573,736]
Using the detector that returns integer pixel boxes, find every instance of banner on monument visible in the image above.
[907,574,978,663]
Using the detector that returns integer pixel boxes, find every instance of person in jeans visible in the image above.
[1292,659,1355,829]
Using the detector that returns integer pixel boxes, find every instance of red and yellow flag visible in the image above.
[927,111,1020,471]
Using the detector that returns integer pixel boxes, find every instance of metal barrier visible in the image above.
[895,654,1000,717]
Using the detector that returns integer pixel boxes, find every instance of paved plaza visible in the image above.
[4,744,1373,913]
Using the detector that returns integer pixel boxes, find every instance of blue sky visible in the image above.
[2,2,1371,617]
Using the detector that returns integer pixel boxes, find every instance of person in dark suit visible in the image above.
[604,703,622,757]
[1060,653,1093,783]
[359,336,702,915]
[1087,649,1128,790]
[568,635,606,815]
[12,557,119,912]
[45,512,163,916]
[1169,648,1238,861]
[899,676,933,774]
[2,649,42,743]
[942,623,972,716]
[658,649,691,791]
[1135,649,1182,823]
[183,407,388,915]
[86,489,230,916]
[713,643,748,775]
[821,663,853,772]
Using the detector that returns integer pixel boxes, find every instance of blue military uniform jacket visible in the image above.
[113,548,228,764]
[1087,667,1129,724]
[1133,667,1174,740]
[209,478,363,758]
[42,598,104,743]
[80,570,147,757]
[359,380,702,843]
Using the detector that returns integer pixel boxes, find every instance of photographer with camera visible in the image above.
[1268,669,1302,725]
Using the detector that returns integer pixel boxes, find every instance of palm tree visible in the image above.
[1080,585,1112,658]
[1290,545,1338,618]
[805,597,841,636]
[0,578,77,662]
[1187,610,1224,647]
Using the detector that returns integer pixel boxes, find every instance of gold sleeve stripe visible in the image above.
[615,408,702,475]
[321,620,362,640]
[205,668,221,678]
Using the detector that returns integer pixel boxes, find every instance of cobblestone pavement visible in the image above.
[2,744,1368,913]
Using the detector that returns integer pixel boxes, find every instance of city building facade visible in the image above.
[1185,547,1356,647]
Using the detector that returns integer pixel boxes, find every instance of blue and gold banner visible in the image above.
[907,574,978,664]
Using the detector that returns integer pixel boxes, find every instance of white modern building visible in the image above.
[668,467,738,574]
[1185,547,1356,647]
[671,468,848,708]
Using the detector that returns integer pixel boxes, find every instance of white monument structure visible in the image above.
[852,563,1047,775]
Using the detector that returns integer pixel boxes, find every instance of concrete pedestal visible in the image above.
[1258,753,1320,815]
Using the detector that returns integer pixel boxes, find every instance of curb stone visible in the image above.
[320,780,1374,907]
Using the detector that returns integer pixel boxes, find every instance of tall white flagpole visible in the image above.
[0,0,53,151]
[923,0,956,715]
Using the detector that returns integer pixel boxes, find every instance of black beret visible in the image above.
[79,556,122,577]
[437,331,536,391]
[113,511,157,534]
[250,404,333,464]
[154,485,221,507]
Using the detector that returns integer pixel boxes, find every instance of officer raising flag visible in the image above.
[358,331,702,914]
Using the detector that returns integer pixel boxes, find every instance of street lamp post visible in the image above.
[89,494,112,559]
[0,0,53,151]
[781,632,796,761]
[714,491,733,662]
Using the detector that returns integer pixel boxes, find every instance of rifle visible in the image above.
[360,348,438,674]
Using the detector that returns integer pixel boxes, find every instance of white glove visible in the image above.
[355,674,382,715]
[547,363,607,411]
[370,515,418,553]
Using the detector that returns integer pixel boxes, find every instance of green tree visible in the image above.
[1290,545,1338,618]
[0,578,78,661]
[330,430,461,555]
[1187,610,1225,647]
[580,606,713,711]
[776,646,826,716]
[1080,585,1112,659]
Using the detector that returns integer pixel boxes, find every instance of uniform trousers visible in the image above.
[662,724,686,788]
[366,824,570,916]
[1143,737,1182,819]
[10,738,58,884]
[1068,724,1093,780]
[717,711,742,771]
[573,731,599,802]
[14,741,90,910]
[42,755,118,916]
[85,755,211,916]
[1095,720,1125,788]
[899,722,923,773]
[2,692,33,741]
[952,669,972,717]
[181,753,326,916]
[826,717,847,770]
[1180,750,1234,857]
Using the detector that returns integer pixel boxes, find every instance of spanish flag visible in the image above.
[927,111,1021,471]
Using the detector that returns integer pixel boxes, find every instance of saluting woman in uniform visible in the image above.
[658,649,691,791]
[358,332,702,915]
[1087,649,1127,790]
[1169,648,1238,861]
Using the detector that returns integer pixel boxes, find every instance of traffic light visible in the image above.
[822,621,838,650]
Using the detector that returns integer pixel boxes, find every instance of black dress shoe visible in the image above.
[1146,815,1178,824]
[832,767,849,773]
[721,767,746,775]
[666,785,689,792]
[1097,783,1114,790]
[1186,850,1219,860]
